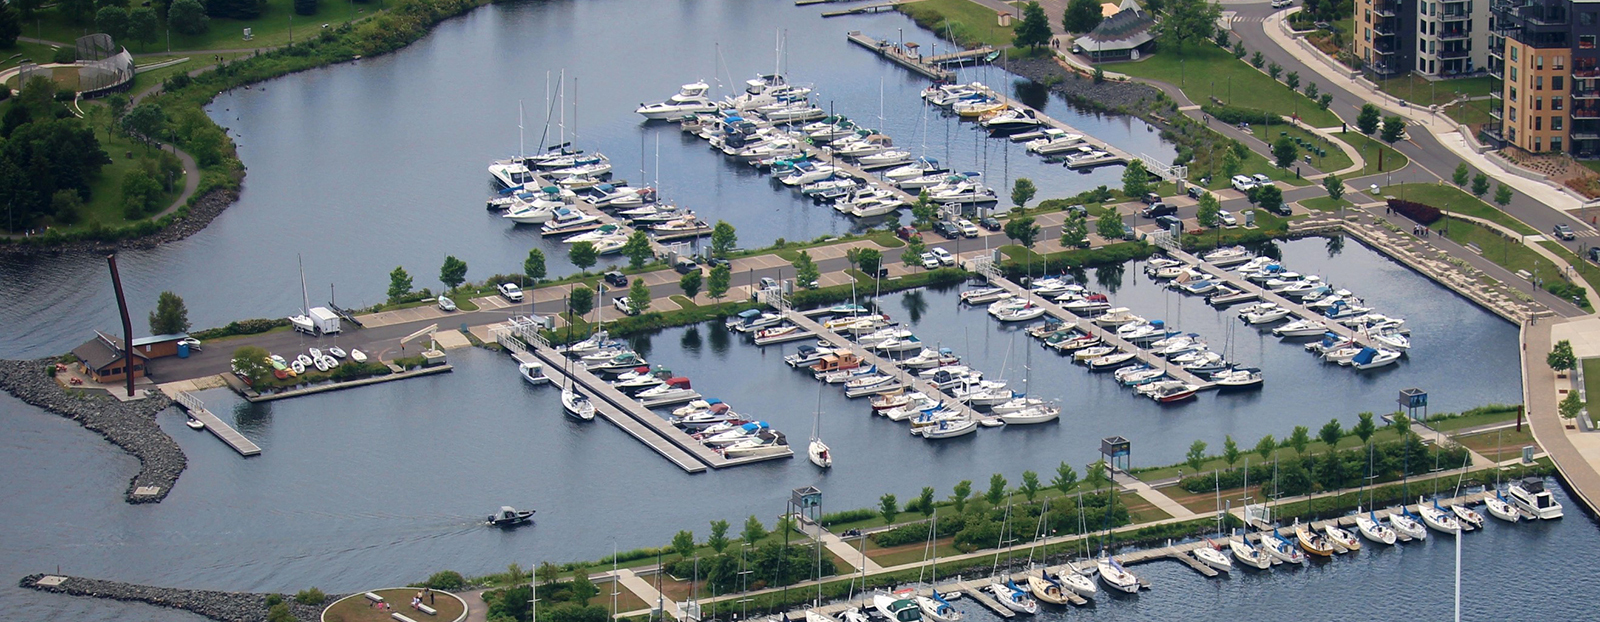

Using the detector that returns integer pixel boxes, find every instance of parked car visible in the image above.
[177,337,203,351]
[1141,192,1161,204]
[674,257,700,274]
[1217,209,1238,227]
[980,216,1003,231]
[604,271,629,288]
[1554,224,1577,240]
[1253,173,1271,186]
[497,282,524,302]
[874,267,891,279]
[957,219,980,238]
[1589,247,1600,264]
[1186,186,1206,200]
[932,220,960,238]
[612,297,639,316]
[1154,215,1182,230]
[930,247,956,266]
[1271,0,1293,8]
[438,295,458,312]
[1231,175,1257,192]
[920,252,941,270]
[1141,202,1177,218]
[705,257,731,269]
[896,225,921,240]
[758,277,780,291]
[1065,203,1089,216]
[1266,202,1293,217]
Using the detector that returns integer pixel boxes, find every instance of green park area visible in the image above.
[1375,75,1495,108]
[899,0,1016,49]
[1111,42,1341,128]
[1337,130,1408,177]
[1384,182,1534,235]
[23,0,371,55]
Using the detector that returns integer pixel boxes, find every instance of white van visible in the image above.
[1231,175,1257,192]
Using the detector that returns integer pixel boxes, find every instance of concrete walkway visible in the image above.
[615,568,675,618]
[818,528,883,574]
[1541,317,1600,514]
[1111,470,1198,519]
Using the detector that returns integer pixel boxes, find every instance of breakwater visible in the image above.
[19,574,326,622]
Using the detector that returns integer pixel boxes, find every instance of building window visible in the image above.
[1510,86,1518,101]
[1583,35,1597,50]
[1537,56,1544,70]
[1585,12,1595,26]
[1536,96,1543,110]
[1554,137,1564,152]
[1557,56,1567,70]
[1537,76,1545,90]
[1511,67,1518,83]
[1511,46,1518,62]
[1554,116,1564,131]
[1535,116,1542,130]
[1510,106,1517,122]
[1535,137,1543,151]
[1556,96,1565,110]
[1555,76,1565,91]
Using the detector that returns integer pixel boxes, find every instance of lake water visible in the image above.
[0,0,1581,619]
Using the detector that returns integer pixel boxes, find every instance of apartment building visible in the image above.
[1486,0,1600,155]
[1356,0,1489,78]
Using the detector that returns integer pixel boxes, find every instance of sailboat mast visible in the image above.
[297,254,310,315]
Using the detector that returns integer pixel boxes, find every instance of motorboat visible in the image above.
[764,102,827,123]
[1117,367,1167,387]
[915,592,961,622]
[785,345,836,368]
[921,81,984,106]
[1096,557,1140,593]
[1140,380,1199,402]
[832,135,891,158]
[722,430,790,458]
[953,98,1005,118]
[1093,307,1140,327]
[1321,524,1363,553]
[987,581,1038,614]
[540,208,604,237]
[1207,285,1258,306]
[1048,333,1102,352]
[518,361,550,386]
[1058,293,1111,314]
[699,421,769,446]
[1370,330,1412,351]
[999,405,1060,425]
[1201,245,1252,266]
[637,81,720,120]
[801,176,860,198]
[1193,540,1233,572]
[1212,367,1263,390]
[1273,319,1328,338]
[872,335,925,354]
[725,74,812,111]
[586,351,648,371]
[1259,532,1306,564]
[1024,128,1084,154]
[614,366,672,391]
[753,324,804,344]
[1485,493,1522,522]
[874,594,923,622]
[781,162,839,186]
[1355,511,1397,545]
[185,417,205,430]
[636,377,700,405]
[561,385,596,421]
[1322,346,1364,365]
[1347,347,1401,370]
[1389,511,1427,540]
[1418,502,1461,534]
[960,287,1010,305]
[930,180,997,204]
[992,303,1048,323]
[1508,477,1565,519]
[1294,522,1335,557]
[1241,303,1291,325]
[883,395,941,422]
[651,215,711,237]
[489,160,537,188]
[844,375,900,398]
[1228,535,1273,569]
[486,506,535,527]
[1053,565,1097,598]
[728,309,785,332]
[884,156,945,181]
[899,348,960,370]
[844,192,906,218]
[870,391,916,412]
[1024,573,1070,605]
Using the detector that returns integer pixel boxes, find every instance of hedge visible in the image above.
[190,318,290,341]
[999,242,1156,278]
[1201,103,1287,126]
[1388,199,1442,225]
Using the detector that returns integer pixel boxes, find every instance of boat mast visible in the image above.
[297,254,310,316]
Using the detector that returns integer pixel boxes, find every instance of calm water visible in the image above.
[0,0,1169,360]
[0,0,1584,619]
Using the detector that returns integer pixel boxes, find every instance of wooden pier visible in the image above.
[846,31,963,81]
[824,2,914,18]
[172,390,261,456]
[983,275,1215,388]
[784,311,986,422]
[503,332,792,470]
[1168,248,1379,350]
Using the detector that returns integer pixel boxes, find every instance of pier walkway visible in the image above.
[169,390,260,456]
[784,311,984,422]
[983,274,1214,388]
[980,86,1135,169]
[1169,248,1380,349]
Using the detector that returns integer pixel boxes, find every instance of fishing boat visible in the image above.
[1294,522,1335,556]
[1507,477,1564,519]
[1228,535,1272,569]
[1025,573,1070,605]
[1322,524,1362,552]
[1096,557,1140,593]
[518,361,550,386]
[1354,511,1398,545]
[561,385,596,421]
[486,506,535,527]
[1193,540,1233,572]
[987,581,1038,614]
[1418,502,1461,534]
[874,594,923,622]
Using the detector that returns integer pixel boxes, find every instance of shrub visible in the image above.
[1201,103,1284,126]
[817,508,877,527]
[189,317,291,341]
[295,587,327,605]
[52,47,77,64]
[264,594,283,607]
[1388,198,1441,225]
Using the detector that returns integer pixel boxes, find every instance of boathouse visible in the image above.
[130,333,189,359]
[1073,0,1157,62]
[72,331,149,383]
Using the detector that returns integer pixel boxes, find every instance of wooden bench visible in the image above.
[1516,269,1534,281]
[418,604,438,616]
[391,614,420,622]
[1465,242,1482,255]
[365,592,386,604]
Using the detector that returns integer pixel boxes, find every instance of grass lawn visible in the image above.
[1157,483,1269,515]
[1437,216,1568,286]
[1375,75,1495,107]
[1456,427,1537,463]
[72,117,184,230]
[1586,358,1600,420]
[1299,196,1351,212]
[1428,405,1521,433]
[2,41,66,68]
[324,588,465,622]
[1262,124,1353,174]
[589,580,650,613]
[1444,101,1493,127]
[1194,146,1314,189]
[1534,241,1600,307]
[1122,497,1171,524]
[1129,427,1410,483]
[1109,43,1341,127]
[865,538,963,567]
[1385,182,1536,235]
[1337,130,1408,177]
[899,0,1016,49]
[29,0,370,54]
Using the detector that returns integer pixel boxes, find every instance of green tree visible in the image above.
[1560,390,1584,419]
[1019,470,1041,502]
[1163,0,1223,49]
[94,6,130,41]
[621,229,653,270]
[1062,0,1103,33]
[1121,158,1150,198]
[121,103,167,143]
[707,519,730,554]
[707,265,731,301]
[1250,50,1265,68]
[1318,418,1343,451]
[1549,339,1578,371]
[1357,103,1381,135]
[293,0,317,15]
[917,486,936,517]
[1380,115,1406,144]
[856,248,883,277]
[1012,1,1052,48]
[1495,183,1513,207]
[148,291,190,335]
[879,493,900,524]
[126,6,157,48]
[793,250,820,288]
[1004,215,1040,249]
[1233,40,1246,58]
[439,255,468,290]
[1011,177,1037,209]
[1222,435,1240,468]
[671,530,696,561]
[1453,162,1471,187]
[845,247,863,272]
[1085,459,1109,490]
[567,286,594,318]
[524,248,546,282]
[1353,412,1377,444]
[741,515,767,546]
[1253,184,1283,213]
[60,0,95,23]
[911,190,937,225]
[230,346,272,385]
[1285,71,1300,90]
[1096,208,1124,240]
[1267,62,1282,81]
[1196,191,1221,228]
[569,565,599,603]
[711,220,738,257]
[388,266,413,302]
[1471,172,1490,198]
[1318,93,1333,109]
[0,2,21,48]
[1255,434,1276,460]
[1059,210,1088,247]
[1221,150,1242,180]
[984,473,1008,506]
[50,189,83,224]
[1391,412,1412,436]
[569,241,598,274]
[679,270,702,300]
[267,603,295,622]
[120,169,162,218]
[902,236,928,269]
[1051,461,1078,494]
[1288,425,1311,456]
[1185,439,1208,472]
[1215,27,1229,47]
[166,0,208,35]
[1304,81,1318,100]
[950,480,972,513]
[1324,173,1344,202]
[537,561,561,585]
[627,278,652,315]
[1272,136,1298,168]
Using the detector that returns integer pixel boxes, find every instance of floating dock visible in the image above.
[1169,248,1379,350]
[825,2,916,18]
[978,86,1135,169]
[172,391,260,456]
[784,311,985,421]
[847,31,980,81]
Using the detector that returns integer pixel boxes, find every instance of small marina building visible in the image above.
[72,331,149,383]
[1074,0,1157,62]
[130,333,189,359]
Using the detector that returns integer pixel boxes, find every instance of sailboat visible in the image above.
[1485,430,1522,522]
[914,511,963,622]
[808,383,832,468]
[287,255,317,335]
[562,383,596,421]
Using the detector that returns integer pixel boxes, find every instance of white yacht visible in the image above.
[636,81,720,120]
[1024,128,1084,154]
[518,361,549,386]
[1507,477,1564,519]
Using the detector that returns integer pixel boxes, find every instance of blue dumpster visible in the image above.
[177,342,190,358]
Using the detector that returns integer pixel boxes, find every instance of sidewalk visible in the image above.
[1111,470,1198,519]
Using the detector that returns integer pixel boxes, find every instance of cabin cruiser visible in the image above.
[1093,307,1141,327]
[725,74,813,111]
[488,160,537,188]
[844,191,907,218]
[518,361,549,386]
[1273,319,1328,338]
[1346,347,1401,370]
[540,208,604,237]
[858,149,913,169]
[486,506,535,527]
[1507,477,1564,519]
[884,156,945,181]
[980,108,1043,133]
[1024,128,1085,154]
[636,81,720,120]
[921,82,985,107]
[1240,302,1291,324]
[929,180,997,204]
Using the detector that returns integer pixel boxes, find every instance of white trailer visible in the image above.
[309,307,341,334]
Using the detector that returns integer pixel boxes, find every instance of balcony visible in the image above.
[1490,66,1504,79]
[1372,45,1398,56]
[1439,30,1471,41]
[1574,105,1600,119]
[1439,48,1471,59]
[1573,131,1600,140]
[1576,67,1600,79]
[1440,11,1470,21]
[1375,4,1397,17]
[1575,89,1600,100]
[1373,23,1397,37]
[1368,63,1405,77]
[1489,105,1503,119]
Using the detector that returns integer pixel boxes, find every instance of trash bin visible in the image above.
[177,343,190,358]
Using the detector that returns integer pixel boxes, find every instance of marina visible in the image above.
[168,390,261,457]
[1171,248,1382,350]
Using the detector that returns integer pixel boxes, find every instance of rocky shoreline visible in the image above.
[1005,56,1164,116]
[20,574,326,622]
[0,188,239,257]
[0,359,186,503]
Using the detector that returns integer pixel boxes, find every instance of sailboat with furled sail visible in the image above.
[808,382,832,468]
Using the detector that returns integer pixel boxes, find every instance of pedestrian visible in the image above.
[426,588,434,605]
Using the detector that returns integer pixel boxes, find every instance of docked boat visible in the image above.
[1073,345,1116,362]
[1088,351,1140,371]
[1510,476,1561,518]
[858,149,913,169]
[1370,330,1412,351]
[1140,380,1199,402]
[1389,511,1427,540]
[636,81,720,120]
[1354,511,1397,545]
[561,385,596,421]
[884,156,945,181]
[540,208,604,237]
[1273,319,1328,338]
[586,351,648,371]
[185,417,205,430]
[1025,573,1070,605]
[874,594,923,622]
[636,377,700,405]
[699,421,768,446]
[1024,128,1084,154]
[921,417,978,439]
[998,405,1060,425]
[518,361,550,386]
[486,506,535,527]
[980,108,1043,133]
[987,581,1038,614]
[1116,367,1167,387]
[1418,502,1461,534]
[1347,347,1401,370]
[1193,540,1233,572]
[1294,522,1336,557]
[1322,524,1362,552]
[1093,307,1140,327]
[1259,533,1306,564]
[1228,535,1273,569]
[898,348,959,370]
[1211,367,1263,390]
[1485,493,1522,522]
[915,592,961,622]
[1201,245,1252,267]
[991,303,1048,323]
[1241,303,1291,325]
[959,287,1010,305]
[1451,504,1485,530]
[1096,557,1140,593]
[722,430,789,458]
[1053,566,1097,598]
